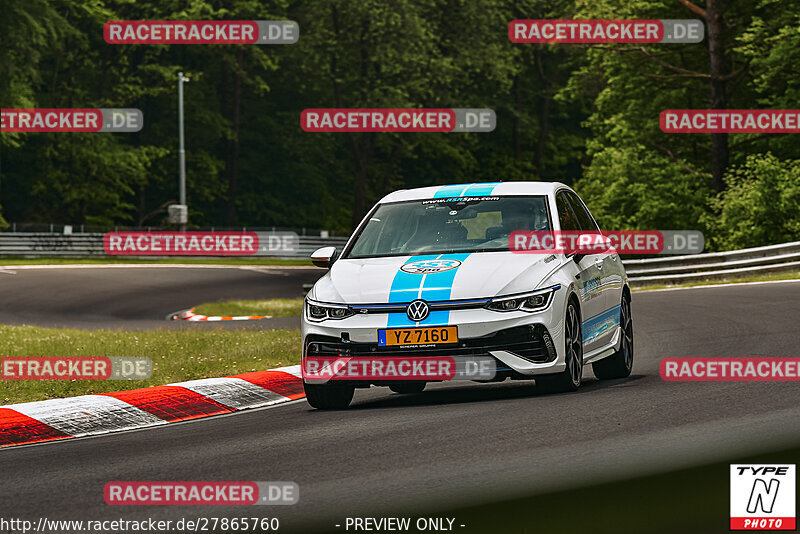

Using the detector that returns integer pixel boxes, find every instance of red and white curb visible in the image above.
[0,365,303,448]
[174,309,271,321]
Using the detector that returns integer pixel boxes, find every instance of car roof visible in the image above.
[379,181,569,203]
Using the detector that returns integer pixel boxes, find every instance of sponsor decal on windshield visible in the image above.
[421,196,499,204]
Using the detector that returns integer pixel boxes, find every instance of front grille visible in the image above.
[349,297,490,315]
[305,325,555,364]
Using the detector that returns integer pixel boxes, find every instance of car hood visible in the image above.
[311,252,564,304]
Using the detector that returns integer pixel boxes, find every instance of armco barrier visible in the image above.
[0,232,349,259]
[624,240,800,287]
[1,232,798,287]
[0,233,105,256]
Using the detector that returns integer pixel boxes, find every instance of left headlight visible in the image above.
[485,285,560,313]
[305,298,355,322]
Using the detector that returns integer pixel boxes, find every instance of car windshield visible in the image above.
[346,196,551,258]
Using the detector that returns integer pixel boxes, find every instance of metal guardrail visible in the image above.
[0,232,349,258]
[293,236,349,258]
[623,240,800,287]
[1,232,798,287]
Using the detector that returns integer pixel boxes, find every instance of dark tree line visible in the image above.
[1,0,799,250]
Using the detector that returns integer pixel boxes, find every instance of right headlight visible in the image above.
[305,298,355,322]
[485,285,560,313]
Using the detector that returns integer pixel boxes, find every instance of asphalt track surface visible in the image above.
[2,269,800,533]
[0,265,324,330]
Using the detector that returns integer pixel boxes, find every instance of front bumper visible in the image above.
[301,298,569,384]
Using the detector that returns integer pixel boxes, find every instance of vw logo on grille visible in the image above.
[406,299,430,321]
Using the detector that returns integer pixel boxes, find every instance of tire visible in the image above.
[592,294,633,380]
[389,382,426,394]
[304,383,355,410]
[537,299,583,393]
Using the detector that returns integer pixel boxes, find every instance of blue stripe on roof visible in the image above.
[433,184,471,198]
[432,182,500,198]
[463,182,501,196]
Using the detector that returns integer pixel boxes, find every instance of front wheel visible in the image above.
[304,383,354,410]
[537,299,583,394]
[592,294,633,380]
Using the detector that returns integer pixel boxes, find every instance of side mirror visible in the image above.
[573,254,586,265]
[311,246,338,269]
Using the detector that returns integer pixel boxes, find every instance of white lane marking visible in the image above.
[636,277,800,293]
[10,395,166,437]
[170,377,290,409]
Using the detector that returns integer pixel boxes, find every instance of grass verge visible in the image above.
[0,325,300,405]
[633,270,800,291]
[193,298,304,317]
[0,256,313,266]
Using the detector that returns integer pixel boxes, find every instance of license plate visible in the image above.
[378,326,458,346]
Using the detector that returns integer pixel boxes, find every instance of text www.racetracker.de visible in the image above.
[0,517,280,533]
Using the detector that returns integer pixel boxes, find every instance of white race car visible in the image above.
[302,182,633,409]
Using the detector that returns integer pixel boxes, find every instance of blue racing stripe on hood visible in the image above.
[387,253,471,327]
[387,254,439,307]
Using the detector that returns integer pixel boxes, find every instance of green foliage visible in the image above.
[708,153,800,250]
[575,143,711,231]
[0,0,799,250]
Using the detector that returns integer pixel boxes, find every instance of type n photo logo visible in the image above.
[730,464,796,530]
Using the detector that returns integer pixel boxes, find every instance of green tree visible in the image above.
[708,153,800,250]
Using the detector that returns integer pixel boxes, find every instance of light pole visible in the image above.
[177,71,190,230]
